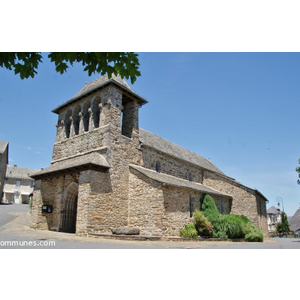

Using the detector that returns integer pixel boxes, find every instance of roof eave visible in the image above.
[31,163,110,180]
[52,79,148,114]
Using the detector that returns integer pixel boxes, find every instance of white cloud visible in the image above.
[27,146,32,150]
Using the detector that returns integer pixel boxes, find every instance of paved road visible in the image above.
[0,203,29,227]
[1,204,300,249]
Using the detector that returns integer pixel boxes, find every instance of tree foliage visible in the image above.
[296,158,300,185]
[201,194,220,225]
[193,210,214,237]
[0,52,141,84]
[276,212,290,233]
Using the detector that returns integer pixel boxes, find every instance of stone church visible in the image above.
[30,74,268,237]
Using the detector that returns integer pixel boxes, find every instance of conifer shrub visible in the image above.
[180,223,198,239]
[201,194,220,226]
[193,210,214,237]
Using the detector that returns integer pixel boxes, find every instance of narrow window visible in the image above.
[189,196,196,217]
[188,172,193,182]
[221,200,225,214]
[155,161,161,173]
[16,180,21,187]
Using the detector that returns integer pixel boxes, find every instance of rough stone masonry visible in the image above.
[30,74,268,238]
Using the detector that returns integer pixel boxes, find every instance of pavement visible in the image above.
[1,203,300,249]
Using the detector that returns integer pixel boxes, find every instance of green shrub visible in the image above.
[212,230,228,239]
[180,223,198,239]
[201,194,220,225]
[217,214,246,239]
[193,210,214,237]
[245,229,264,242]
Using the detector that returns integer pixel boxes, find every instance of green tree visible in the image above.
[201,194,220,225]
[276,212,290,234]
[296,158,300,185]
[0,52,141,84]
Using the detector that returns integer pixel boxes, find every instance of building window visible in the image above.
[30,181,35,188]
[189,196,196,217]
[188,172,193,182]
[16,180,21,187]
[221,200,225,214]
[155,161,161,173]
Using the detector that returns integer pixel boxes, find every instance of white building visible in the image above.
[2,165,39,204]
[267,206,281,232]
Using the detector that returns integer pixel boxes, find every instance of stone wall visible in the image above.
[128,168,231,236]
[30,174,79,231]
[203,171,268,237]
[140,144,268,237]
[141,146,204,184]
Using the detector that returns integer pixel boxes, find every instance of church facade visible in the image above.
[30,75,268,237]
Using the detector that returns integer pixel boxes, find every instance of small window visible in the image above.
[16,180,21,187]
[221,200,225,214]
[188,172,193,182]
[30,181,35,188]
[155,161,161,173]
[189,196,196,217]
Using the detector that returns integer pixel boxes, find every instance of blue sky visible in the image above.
[1,52,300,216]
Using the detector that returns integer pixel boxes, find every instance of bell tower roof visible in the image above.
[52,73,147,114]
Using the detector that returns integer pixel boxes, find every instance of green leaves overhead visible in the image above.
[0,52,43,79]
[0,52,141,84]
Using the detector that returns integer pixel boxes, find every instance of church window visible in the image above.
[73,105,81,135]
[82,101,91,132]
[221,200,225,214]
[155,161,161,173]
[189,196,196,217]
[65,110,72,138]
[92,97,101,128]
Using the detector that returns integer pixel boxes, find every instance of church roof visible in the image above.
[130,164,230,197]
[139,128,225,175]
[31,152,110,180]
[52,74,147,114]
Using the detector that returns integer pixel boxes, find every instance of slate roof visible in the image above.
[0,141,8,154]
[139,128,224,175]
[52,74,147,114]
[267,206,281,215]
[130,164,230,197]
[31,152,110,180]
[289,209,300,232]
[6,166,39,179]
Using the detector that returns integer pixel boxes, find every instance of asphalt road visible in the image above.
[1,203,300,249]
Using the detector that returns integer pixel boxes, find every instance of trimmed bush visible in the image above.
[193,210,214,237]
[201,194,220,225]
[180,223,198,239]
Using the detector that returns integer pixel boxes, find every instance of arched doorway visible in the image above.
[61,182,78,233]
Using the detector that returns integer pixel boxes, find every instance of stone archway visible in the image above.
[61,182,79,233]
